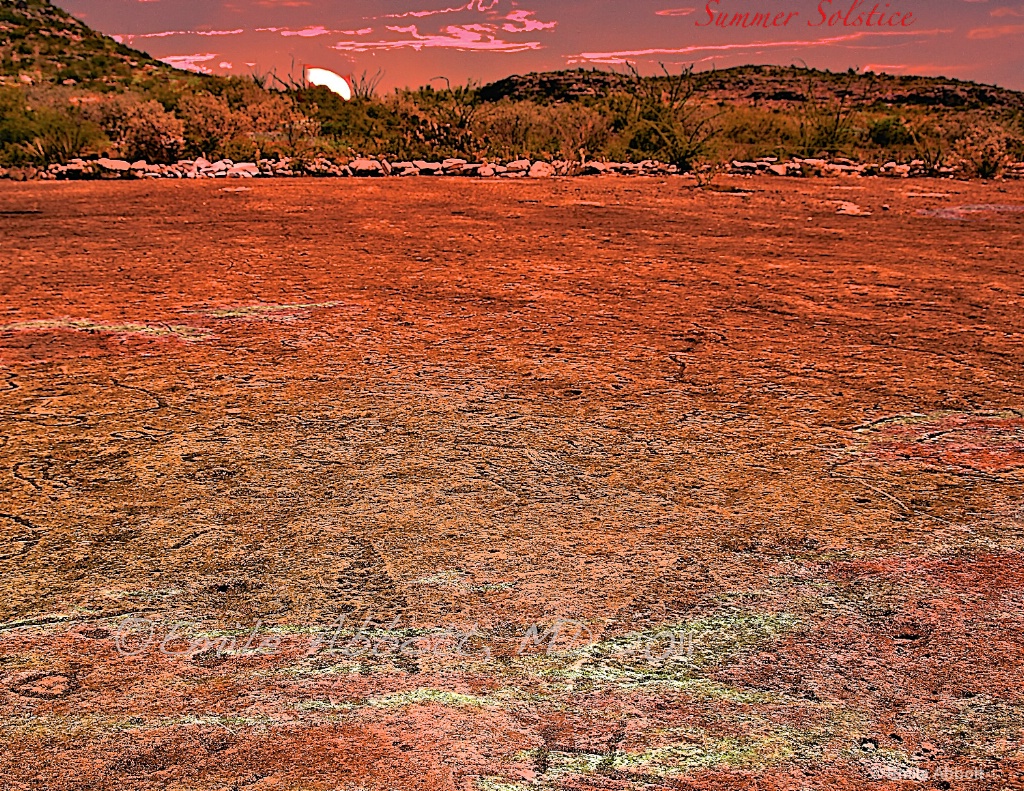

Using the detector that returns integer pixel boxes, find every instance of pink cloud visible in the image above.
[656,7,696,15]
[990,4,1024,15]
[332,22,541,52]
[160,53,218,73]
[967,22,1024,36]
[571,28,951,63]
[862,63,909,72]
[502,10,557,32]
[124,28,243,40]
[383,1,500,19]
[268,25,372,37]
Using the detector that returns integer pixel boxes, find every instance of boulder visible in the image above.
[767,164,789,176]
[414,160,443,175]
[349,158,384,177]
[528,161,555,178]
[96,158,131,173]
[442,158,468,172]
[228,162,260,178]
[477,165,496,177]
[506,159,531,173]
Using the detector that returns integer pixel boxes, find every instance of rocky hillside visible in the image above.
[480,65,1024,113]
[0,0,191,89]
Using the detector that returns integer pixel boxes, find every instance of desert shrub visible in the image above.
[303,91,397,149]
[954,126,1011,178]
[868,116,914,148]
[249,92,320,160]
[177,92,248,159]
[612,64,719,171]
[474,100,611,161]
[716,106,800,160]
[904,117,955,173]
[403,80,483,159]
[0,87,37,164]
[25,106,106,162]
[475,100,554,160]
[550,103,612,161]
[0,87,107,164]
[1001,110,1024,161]
[795,70,868,157]
[88,93,184,161]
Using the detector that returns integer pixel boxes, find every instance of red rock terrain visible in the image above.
[0,177,1022,790]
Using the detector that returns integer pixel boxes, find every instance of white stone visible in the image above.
[96,158,131,172]
[349,158,384,176]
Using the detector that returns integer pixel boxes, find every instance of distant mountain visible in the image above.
[479,65,1024,112]
[0,0,195,89]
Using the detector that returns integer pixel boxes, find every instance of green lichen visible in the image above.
[366,687,492,709]
[201,301,345,319]
[522,611,800,688]
[476,778,533,791]
[532,732,795,779]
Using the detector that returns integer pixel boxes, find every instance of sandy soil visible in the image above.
[1,176,1023,790]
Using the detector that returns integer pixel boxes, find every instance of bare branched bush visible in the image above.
[474,101,609,162]
[615,63,719,171]
[390,79,483,159]
[351,69,384,100]
[474,100,549,160]
[796,70,868,157]
[551,104,611,161]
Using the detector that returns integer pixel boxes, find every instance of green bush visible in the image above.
[87,93,185,161]
[0,87,108,164]
[868,116,914,148]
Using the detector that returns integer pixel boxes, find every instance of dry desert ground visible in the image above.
[1,176,1023,790]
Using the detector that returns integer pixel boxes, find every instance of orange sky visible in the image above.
[56,0,1024,90]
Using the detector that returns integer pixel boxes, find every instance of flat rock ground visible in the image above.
[0,177,1022,791]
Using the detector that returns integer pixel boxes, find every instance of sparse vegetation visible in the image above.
[1,0,1023,174]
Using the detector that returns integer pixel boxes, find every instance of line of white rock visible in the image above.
[9,155,1024,181]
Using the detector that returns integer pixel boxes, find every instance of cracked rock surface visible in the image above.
[0,177,1022,789]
